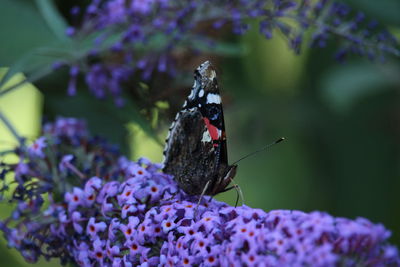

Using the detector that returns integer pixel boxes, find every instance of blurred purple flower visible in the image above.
[67,66,79,96]
[65,26,76,37]
[62,0,399,105]
[43,117,88,139]
[59,154,74,172]
[28,137,46,158]
[15,160,29,180]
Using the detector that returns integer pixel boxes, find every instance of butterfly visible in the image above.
[162,61,238,198]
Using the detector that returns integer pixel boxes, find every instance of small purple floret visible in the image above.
[27,137,46,158]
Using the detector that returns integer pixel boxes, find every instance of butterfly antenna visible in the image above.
[231,137,285,165]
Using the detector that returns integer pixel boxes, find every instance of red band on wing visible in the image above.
[203,117,220,143]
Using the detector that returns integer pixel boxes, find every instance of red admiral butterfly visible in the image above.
[163,61,238,197]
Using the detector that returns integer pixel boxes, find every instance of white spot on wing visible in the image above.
[202,130,212,143]
[198,89,204,98]
[207,93,221,104]
[188,89,195,100]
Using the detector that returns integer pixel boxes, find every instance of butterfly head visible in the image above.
[196,61,216,81]
[187,61,219,102]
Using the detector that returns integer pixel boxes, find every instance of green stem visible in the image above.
[0,111,24,145]
[0,65,53,98]
[0,150,14,156]
[284,13,400,57]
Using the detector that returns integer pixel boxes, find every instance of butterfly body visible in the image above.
[163,61,237,196]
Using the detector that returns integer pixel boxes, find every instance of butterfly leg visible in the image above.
[219,179,244,207]
[220,186,239,207]
[195,180,211,218]
[161,192,178,203]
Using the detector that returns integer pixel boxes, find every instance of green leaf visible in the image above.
[0,0,75,91]
[155,101,169,109]
[190,39,247,56]
[320,62,400,112]
[44,89,160,154]
[35,0,68,42]
[0,0,61,66]
[346,0,400,26]
[0,46,74,95]
[112,96,162,146]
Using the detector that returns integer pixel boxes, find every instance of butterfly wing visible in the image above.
[163,108,219,195]
[163,61,235,195]
[185,61,229,164]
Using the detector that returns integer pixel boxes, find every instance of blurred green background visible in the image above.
[0,0,399,266]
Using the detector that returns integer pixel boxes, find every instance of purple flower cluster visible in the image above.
[0,117,121,263]
[306,1,399,61]
[58,176,399,266]
[63,0,399,105]
[43,117,88,139]
[1,117,399,266]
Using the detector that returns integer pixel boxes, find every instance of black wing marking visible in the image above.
[182,61,228,164]
[163,108,222,195]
